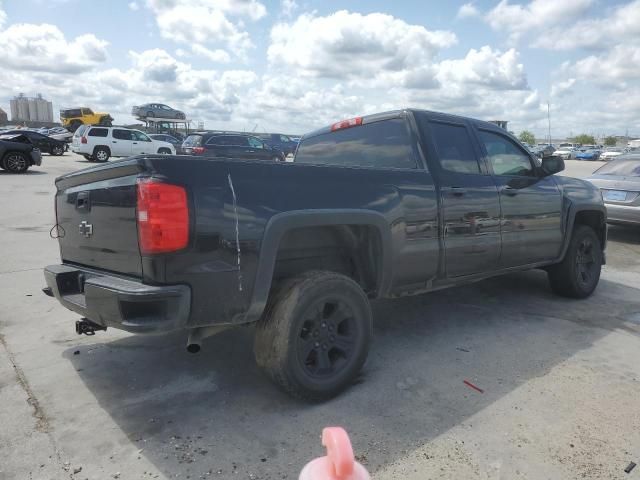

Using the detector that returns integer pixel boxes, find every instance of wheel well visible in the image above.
[574,210,606,248]
[272,225,383,297]
[93,145,110,155]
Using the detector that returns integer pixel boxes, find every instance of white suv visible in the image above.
[72,126,175,162]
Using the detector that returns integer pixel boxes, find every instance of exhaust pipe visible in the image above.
[186,325,230,353]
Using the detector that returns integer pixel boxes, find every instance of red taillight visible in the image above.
[81,136,87,144]
[192,146,205,154]
[136,179,189,254]
[330,116,363,132]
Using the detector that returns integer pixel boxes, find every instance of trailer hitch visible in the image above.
[75,319,107,336]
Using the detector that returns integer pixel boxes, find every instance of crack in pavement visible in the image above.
[0,333,72,479]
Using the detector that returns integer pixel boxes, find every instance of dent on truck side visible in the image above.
[238,209,394,324]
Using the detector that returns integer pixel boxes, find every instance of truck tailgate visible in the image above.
[55,162,142,277]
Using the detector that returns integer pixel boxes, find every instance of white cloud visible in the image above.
[0,23,108,73]
[144,0,266,59]
[457,3,479,19]
[280,0,297,17]
[191,44,231,63]
[550,78,576,97]
[574,45,640,86]
[128,2,139,11]
[436,46,527,90]
[268,11,457,79]
[484,0,593,41]
[534,0,640,50]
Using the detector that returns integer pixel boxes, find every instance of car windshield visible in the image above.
[594,158,640,177]
[183,135,202,146]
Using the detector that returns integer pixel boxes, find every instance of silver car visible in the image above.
[131,103,186,120]
[586,155,640,226]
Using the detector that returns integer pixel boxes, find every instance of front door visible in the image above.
[475,128,563,267]
[111,129,133,156]
[131,130,154,155]
[419,117,502,278]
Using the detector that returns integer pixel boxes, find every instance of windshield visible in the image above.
[595,158,640,177]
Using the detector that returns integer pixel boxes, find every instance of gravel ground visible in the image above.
[0,154,638,480]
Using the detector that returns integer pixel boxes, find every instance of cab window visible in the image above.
[478,130,535,177]
[295,118,416,169]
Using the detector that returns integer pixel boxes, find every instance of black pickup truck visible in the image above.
[44,109,606,400]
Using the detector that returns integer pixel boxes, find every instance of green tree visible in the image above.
[604,136,617,146]
[573,134,596,145]
[518,130,536,145]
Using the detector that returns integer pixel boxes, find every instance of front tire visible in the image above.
[547,225,602,298]
[254,271,372,401]
[2,152,29,173]
[93,147,110,162]
[158,148,171,155]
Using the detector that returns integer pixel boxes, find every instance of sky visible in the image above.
[0,0,638,139]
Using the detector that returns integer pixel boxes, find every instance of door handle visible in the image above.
[133,142,138,144]
[444,186,467,197]
[502,186,519,196]
[112,141,117,143]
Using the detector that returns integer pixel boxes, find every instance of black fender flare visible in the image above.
[238,209,393,324]
[557,203,607,262]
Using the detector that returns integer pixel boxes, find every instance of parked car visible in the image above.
[0,134,42,173]
[554,147,577,160]
[43,108,607,401]
[534,144,556,158]
[600,147,625,162]
[182,132,285,161]
[149,134,186,154]
[576,149,601,161]
[60,107,112,132]
[585,155,640,226]
[132,103,186,120]
[3,129,67,156]
[71,126,175,162]
[45,127,74,143]
[256,133,299,156]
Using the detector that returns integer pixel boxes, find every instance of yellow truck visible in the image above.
[60,108,113,132]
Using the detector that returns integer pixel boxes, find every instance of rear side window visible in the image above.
[184,135,203,147]
[113,129,132,140]
[88,128,108,137]
[295,118,416,169]
[428,122,480,174]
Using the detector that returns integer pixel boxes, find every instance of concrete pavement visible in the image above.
[1,155,638,479]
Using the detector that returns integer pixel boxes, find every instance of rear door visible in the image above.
[111,129,133,156]
[475,127,563,266]
[415,113,501,278]
[55,163,142,276]
[204,135,232,157]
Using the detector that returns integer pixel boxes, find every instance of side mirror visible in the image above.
[541,155,565,176]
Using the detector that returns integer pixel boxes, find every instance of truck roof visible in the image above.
[301,108,508,141]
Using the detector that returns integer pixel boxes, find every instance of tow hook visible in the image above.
[75,319,107,336]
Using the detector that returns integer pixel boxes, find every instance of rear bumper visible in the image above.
[31,150,42,166]
[44,264,191,334]
[605,204,639,226]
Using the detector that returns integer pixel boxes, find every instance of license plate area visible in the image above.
[604,190,627,201]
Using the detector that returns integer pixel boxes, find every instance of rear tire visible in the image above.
[51,145,64,156]
[254,271,372,401]
[547,225,602,298]
[2,152,29,173]
[93,147,110,162]
[158,148,171,154]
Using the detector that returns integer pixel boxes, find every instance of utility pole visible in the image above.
[547,101,551,144]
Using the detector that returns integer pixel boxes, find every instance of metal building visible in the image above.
[10,93,54,123]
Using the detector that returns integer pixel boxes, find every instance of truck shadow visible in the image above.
[63,270,640,478]
[607,225,640,245]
